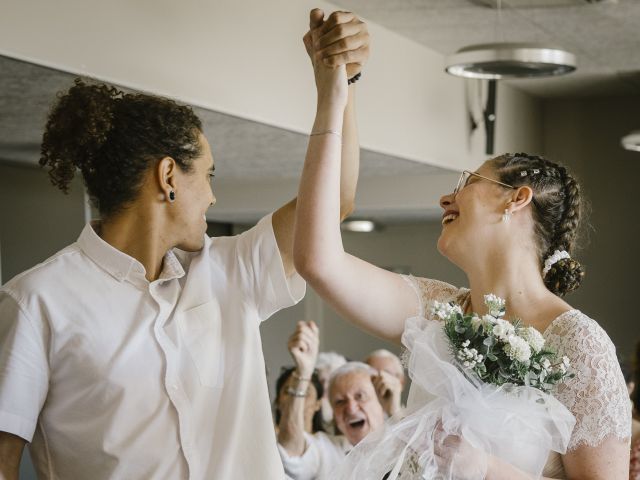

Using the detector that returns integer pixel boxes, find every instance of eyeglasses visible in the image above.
[453,170,516,195]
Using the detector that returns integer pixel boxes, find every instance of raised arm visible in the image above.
[277,321,320,456]
[273,10,366,278]
[292,11,417,344]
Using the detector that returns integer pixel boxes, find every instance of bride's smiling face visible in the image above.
[437,161,514,267]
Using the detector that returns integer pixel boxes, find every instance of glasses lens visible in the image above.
[454,171,470,194]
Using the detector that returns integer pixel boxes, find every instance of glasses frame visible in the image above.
[453,170,516,195]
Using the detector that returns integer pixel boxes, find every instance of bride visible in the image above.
[295,14,631,479]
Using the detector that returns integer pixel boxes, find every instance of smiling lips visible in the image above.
[442,211,459,225]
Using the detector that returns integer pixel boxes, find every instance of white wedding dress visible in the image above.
[394,276,632,479]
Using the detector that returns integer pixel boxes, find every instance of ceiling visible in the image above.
[330,0,640,98]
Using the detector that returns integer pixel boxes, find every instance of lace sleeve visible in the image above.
[401,275,468,318]
[545,312,632,451]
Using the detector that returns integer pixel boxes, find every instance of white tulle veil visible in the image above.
[333,316,575,480]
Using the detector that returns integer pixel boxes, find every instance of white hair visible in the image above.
[316,351,347,374]
[328,361,377,394]
[366,349,403,367]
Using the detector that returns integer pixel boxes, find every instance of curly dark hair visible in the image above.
[492,153,585,297]
[40,78,203,218]
[274,367,325,434]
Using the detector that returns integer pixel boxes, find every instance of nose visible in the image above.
[440,192,455,210]
[345,398,359,414]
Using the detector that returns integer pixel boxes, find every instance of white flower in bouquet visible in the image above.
[457,339,484,368]
[441,293,573,393]
[470,315,483,331]
[492,318,515,341]
[504,335,532,363]
[432,301,463,320]
[484,293,506,317]
[520,326,545,353]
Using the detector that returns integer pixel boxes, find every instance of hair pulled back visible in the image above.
[493,153,585,297]
[40,78,203,218]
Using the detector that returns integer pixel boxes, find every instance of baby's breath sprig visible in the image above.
[434,295,574,393]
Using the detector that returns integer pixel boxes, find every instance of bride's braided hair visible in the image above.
[492,153,585,296]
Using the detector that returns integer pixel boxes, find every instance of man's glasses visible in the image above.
[453,170,516,195]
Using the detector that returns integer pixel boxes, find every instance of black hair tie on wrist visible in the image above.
[348,72,362,85]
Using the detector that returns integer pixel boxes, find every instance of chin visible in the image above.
[436,231,451,257]
[176,236,205,252]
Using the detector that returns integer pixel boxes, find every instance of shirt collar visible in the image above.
[77,222,185,285]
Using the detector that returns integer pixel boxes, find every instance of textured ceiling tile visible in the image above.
[329,0,640,96]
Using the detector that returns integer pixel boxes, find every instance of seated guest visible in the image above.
[278,322,385,480]
[365,349,406,416]
[316,351,347,430]
[275,367,324,434]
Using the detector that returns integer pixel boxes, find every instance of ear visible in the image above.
[156,156,178,200]
[508,185,534,213]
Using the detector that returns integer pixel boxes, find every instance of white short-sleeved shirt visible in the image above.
[0,213,305,480]
[278,431,352,480]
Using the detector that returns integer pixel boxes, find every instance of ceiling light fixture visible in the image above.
[446,0,576,79]
[341,220,378,233]
[621,131,640,152]
[445,42,577,79]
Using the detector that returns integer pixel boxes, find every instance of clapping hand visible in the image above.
[287,320,320,379]
[372,370,403,416]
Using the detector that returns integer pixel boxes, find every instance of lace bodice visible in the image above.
[402,275,631,453]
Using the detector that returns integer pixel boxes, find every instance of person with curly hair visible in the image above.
[0,9,369,480]
[293,40,631,477]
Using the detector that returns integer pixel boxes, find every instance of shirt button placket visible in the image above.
[151,283,194,475]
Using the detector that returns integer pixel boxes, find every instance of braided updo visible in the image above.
[492,153,585,297]
[40,78,203,218]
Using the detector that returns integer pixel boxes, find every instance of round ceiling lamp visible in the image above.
[621,131,640,152]
[341,219,378,233]
[445,42,577,79]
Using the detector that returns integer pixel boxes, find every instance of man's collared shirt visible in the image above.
[0,213,305,479]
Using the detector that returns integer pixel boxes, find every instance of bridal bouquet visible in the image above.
[439,294,573,393]
[334,294,576,480]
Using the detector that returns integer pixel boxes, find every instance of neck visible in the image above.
[464,246,567,329]
[99,204,172,282]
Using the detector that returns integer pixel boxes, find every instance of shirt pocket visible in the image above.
[177,301,225,388]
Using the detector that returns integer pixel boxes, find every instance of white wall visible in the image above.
[0,0,543,172]
[0,163,86,283]
[542,95,640,358]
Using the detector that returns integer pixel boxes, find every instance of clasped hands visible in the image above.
[303,9,370,106]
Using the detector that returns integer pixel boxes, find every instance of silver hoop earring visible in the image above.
[502,209,511,223]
